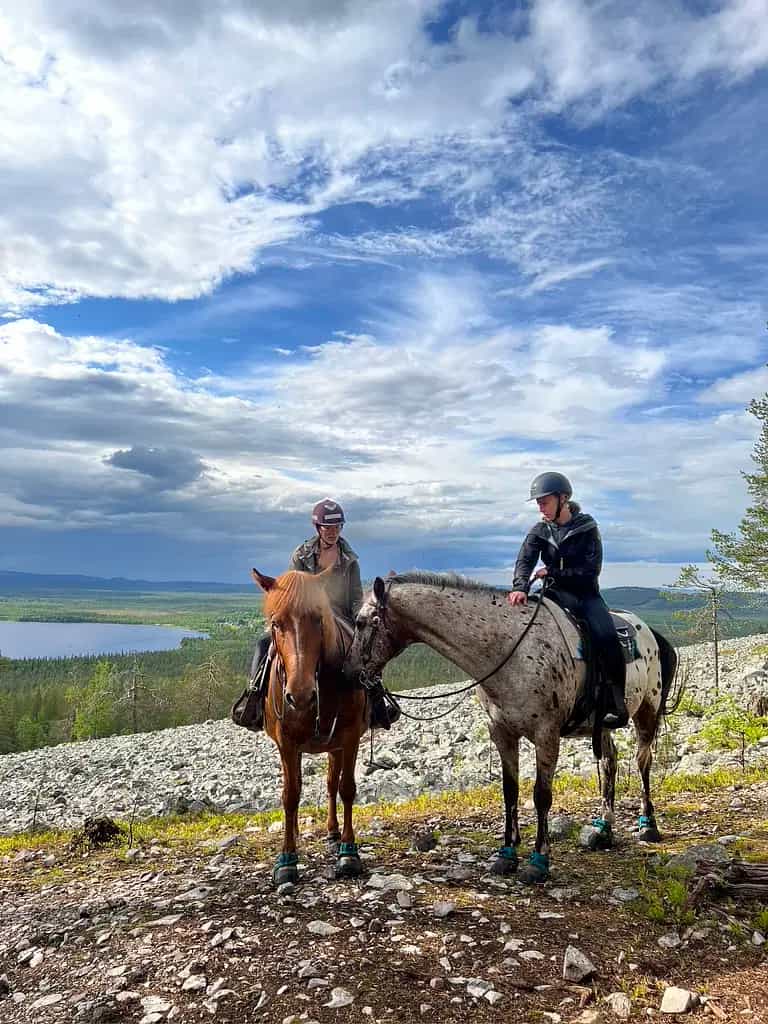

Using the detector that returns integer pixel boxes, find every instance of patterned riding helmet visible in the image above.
[529,472,572,501]
[312,498,346,527]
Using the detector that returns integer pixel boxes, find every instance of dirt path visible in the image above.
[1,781,767,1023]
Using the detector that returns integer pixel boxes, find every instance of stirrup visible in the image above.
[371,690,401,730]
[601,709,629,729]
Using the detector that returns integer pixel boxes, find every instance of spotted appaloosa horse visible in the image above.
[251,568,369,885]
[349,572,678,883]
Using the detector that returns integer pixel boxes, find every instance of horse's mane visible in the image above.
[264,571,340,660]
[388,570,506,596]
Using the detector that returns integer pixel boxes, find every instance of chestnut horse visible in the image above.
[251,568,369,885]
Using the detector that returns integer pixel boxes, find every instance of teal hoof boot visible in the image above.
[518,851,550,884]
[491,846,518,875]
[273,851,299,886]
[335,842,363,879]
[637,815,662,843]
[582,818,613,851]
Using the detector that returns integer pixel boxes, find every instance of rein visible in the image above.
[361,579,549,723]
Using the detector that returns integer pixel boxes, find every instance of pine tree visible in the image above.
[69,660,119,740]
[709,385,768,590]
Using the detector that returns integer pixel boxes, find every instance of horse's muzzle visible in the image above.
[284,690,317,712]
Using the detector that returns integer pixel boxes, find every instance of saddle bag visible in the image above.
[230,654,269,731]
[230,684,264,731]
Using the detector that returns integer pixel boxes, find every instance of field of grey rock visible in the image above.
[1,633,767,836]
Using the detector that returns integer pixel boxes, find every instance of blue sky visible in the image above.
[1,0,767,587]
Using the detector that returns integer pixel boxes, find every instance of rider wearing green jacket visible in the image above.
[247,499,397,730]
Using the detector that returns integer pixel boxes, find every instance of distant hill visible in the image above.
[0,570,764,627]
[0,570,253,595]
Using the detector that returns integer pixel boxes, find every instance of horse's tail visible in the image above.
[650,627,681,734]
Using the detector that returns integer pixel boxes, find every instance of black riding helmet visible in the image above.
[528,472,572,501]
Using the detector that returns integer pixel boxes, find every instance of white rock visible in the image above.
[660,987,697,1014]
[181,975,207,992]
[658,933,681,949]
[30,993,64,1009]
[432,901,456,918]
[611,887,639,902]
[324,987,354,1008]
[366,873,412,892]
[605,992,632,1019]
[307,920,341,937]
[563,945,597,982]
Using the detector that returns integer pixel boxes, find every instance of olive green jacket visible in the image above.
[288,536,363,624]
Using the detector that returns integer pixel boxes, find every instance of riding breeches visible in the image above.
[549,589,626,691]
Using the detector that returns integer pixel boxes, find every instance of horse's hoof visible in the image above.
[518,852,550,884]
[273,852,299,887]
[273,864,299,886]
[490,846,518,875]
[580,819,613,852]
[637,825,662,843]
[335,855,363,879]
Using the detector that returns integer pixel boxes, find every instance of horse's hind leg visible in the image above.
[491,734,520,876]
[335,738,363,879]
[519,733,559,884]
[635,704,662,842]
[326,751,342,849]
[274,747,302,886]
[583,730,617,851]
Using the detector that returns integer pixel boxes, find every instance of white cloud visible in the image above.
[1,1,767,311]
[698,365,768,406]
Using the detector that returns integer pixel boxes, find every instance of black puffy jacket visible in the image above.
[512,512,602,598]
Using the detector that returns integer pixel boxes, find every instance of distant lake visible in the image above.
[0,621,207,660]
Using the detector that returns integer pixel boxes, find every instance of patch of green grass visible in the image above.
[697,696,768,751]
[635,861,695,927]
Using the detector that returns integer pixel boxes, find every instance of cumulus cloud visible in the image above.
[1,0,767,311]
[0,267,759,575]
[104,446,206,489]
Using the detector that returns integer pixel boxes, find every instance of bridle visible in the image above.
[269,620,339,744]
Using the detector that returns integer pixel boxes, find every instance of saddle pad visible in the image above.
[551,602,639,664]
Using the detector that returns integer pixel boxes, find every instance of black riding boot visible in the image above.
[246,636,271,731]
[601,680,629,729]
[365,678,401,730]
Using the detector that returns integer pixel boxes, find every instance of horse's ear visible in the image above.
[373,576,386,603]
[251,568,276,591]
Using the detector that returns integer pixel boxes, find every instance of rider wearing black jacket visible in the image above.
[509,472,629,729]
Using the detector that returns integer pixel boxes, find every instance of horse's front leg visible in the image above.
[326,750,342,850]
[491,733,520,875]
[582,729,617,851]
[274,745,302,886]
[519,732,559,883]
[335,737,363,879]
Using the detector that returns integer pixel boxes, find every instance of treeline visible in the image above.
[0,626,258,754]
[0,624,465,754]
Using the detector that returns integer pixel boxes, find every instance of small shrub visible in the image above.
[699,696,768,752]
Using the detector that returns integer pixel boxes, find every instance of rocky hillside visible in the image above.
[2,634,768,836]
[0,635,767,1022]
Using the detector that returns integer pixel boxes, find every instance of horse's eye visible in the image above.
[272,621,283,633]
[371,615,380,628]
